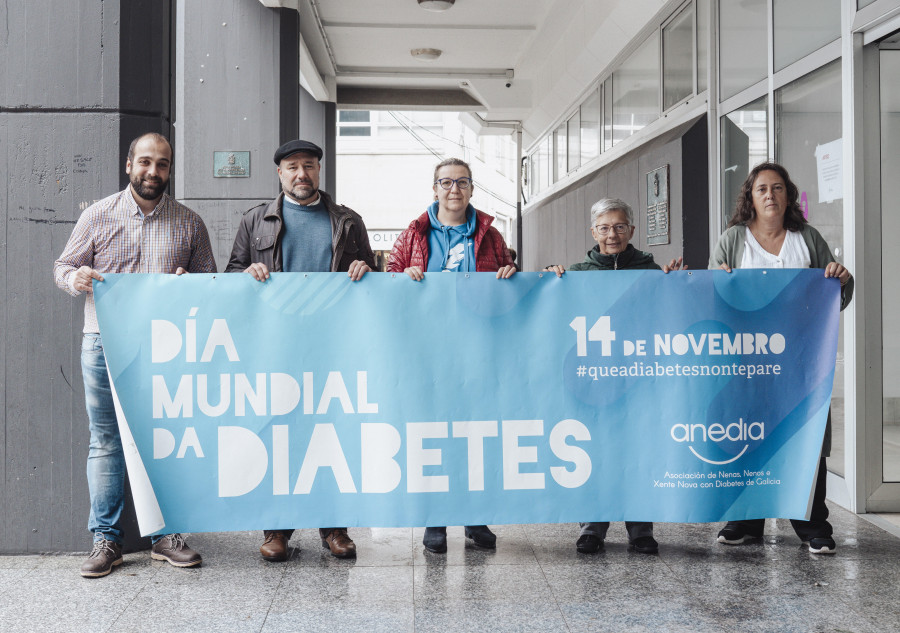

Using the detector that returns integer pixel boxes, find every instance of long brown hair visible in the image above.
[727,161,807,231]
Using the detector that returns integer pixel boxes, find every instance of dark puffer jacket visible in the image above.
[567,244,661,271]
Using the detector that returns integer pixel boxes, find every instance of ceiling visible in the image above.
[260,0,669,146]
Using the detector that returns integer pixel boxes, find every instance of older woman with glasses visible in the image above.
[710,161,852,554]
[545,197,685,555]
[387,157,515,554]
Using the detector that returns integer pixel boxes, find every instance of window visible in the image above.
[538,135,551,192]
[697,0,709,93]
[612,33,660,144]
[720,95,768,225]
[603,77,614,151]
[338,110,371,136]
[555,122,567,181]
[775,60,843,476]
[719,0,767,101]
[663,4,694,110]
[580,87,601,164]
[775,60,842,246]
[773,0,840,72]
[567,111,581,173]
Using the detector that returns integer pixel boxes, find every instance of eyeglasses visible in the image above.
[435,177,473,190]
[592,223,631,235]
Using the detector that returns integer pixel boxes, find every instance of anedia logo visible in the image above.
[670,418,765,465]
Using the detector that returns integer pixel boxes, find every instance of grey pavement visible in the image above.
[1,503,899,632]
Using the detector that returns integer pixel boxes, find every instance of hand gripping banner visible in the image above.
[93,269,840,536]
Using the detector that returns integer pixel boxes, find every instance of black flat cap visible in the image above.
[273,139,323,164]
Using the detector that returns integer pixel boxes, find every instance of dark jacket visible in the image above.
[567,244,661,271]
[386,209,513,273]
[225,191,376,273]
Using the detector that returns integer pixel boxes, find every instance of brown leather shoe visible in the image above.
[260,530,290,562]
[150,533,202,567]
[80,537,123,578]
[321,528,356,558]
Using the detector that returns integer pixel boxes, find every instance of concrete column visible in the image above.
[1,0,173,554]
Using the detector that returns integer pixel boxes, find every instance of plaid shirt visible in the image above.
[53,187,217,332]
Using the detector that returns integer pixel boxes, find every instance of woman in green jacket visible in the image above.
[710,161,852,554]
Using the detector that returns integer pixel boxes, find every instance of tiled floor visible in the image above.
[1,504,899,632]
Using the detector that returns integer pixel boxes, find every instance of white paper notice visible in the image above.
[815,139,842,203]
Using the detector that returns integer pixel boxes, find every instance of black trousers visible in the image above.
[728,453,832,540]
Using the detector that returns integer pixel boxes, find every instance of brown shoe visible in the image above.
[150,533,202,568]
[260,530,290,562]
[80,537,123,578]
[321,528,356,558]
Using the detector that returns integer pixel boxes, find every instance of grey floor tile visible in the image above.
[414,600,569,633]
[278,565,414,604]
[521,522,580,539]
[413,562,550,603]
[556,592,716,633]
[111,566,281,633]
[0,557,159,633]
[690,589,882,633]
[0,554,44,569]
[541,557,682,597]
[263,601,415,633]
[1,509,899,633]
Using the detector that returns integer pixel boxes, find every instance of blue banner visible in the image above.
[93,269,840,536]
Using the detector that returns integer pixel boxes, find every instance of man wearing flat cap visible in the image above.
[226,139,376,562]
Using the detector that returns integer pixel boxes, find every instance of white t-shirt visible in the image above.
[741,228,811,270]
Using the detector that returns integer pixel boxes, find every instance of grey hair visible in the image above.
[590,198,633,225]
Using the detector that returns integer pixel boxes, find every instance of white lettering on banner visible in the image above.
[151,310,240,364]
[570,316,788,359]
[451,420,499,491]
[273,425,290,495]
[151,370,378,419]
[502,420,545,490]
[407,422,450,493]
[197,374,230,416]
[654,332,786,356]
[670,419,765,443]
[361,424,402,493]
[218,426,268,497]
[153,427,204,459]
[154,428,176,459]
[548,419,591,488]
[176,427,204,458]
[317,371,355,414]
[293,424,358,494]
[212,418,593,498]
[670,418,766,466]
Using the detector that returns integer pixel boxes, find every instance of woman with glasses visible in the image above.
[710,161,852,554]
[544,197,684,555]
[388,157,515,280]
[387,157,515,554]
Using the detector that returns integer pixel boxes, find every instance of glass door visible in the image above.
[880,44,900,486]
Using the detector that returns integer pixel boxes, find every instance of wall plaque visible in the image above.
[213,151,250,178]
[646,165,669,246]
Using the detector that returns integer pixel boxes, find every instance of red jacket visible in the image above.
[387,209,513,273]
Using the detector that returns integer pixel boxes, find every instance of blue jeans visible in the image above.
[82,334,165,545]
[82,333,125,544]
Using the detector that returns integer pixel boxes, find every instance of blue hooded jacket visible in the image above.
[425,201,477,273]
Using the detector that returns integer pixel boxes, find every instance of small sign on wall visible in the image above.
[213,151,250,178]
[646,165,670,246]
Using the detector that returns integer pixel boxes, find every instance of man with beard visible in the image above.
[54,132,216,577]
[226,139,375,562]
